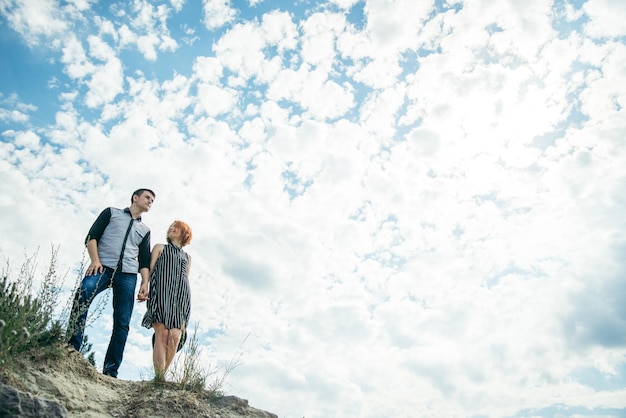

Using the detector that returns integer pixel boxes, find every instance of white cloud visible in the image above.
[363,0,432,51]
[195,83,238,116]
[84,54,124,107]
[358,83,405,136]
[0,96,37,124]
[209,10,298,87]
[266,66,355,120]
[0,109,29,123]
[260,10,298,53]
[564,2,585,22]
[300,12,344,70]
[202,0,236,30]
[328,0,359,9]
[107,0,179,60]
[0,0,68,46]
[62,35,95,79]
[193,56,224,83]
[169,0,184,12]
[579,43,626,124]
[13,130,40,149]
[583,0,626,38]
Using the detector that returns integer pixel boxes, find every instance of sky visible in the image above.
[1,0,626,417]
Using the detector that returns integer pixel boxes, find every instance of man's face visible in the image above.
[135,191,155,212]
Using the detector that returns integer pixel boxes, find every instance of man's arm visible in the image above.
[137,230,151,271]
[136,231,153,302]
[85,208,112,244]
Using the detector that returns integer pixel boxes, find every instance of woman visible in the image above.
[139,220,192,381]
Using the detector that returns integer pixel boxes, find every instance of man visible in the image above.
[68,188,155,378]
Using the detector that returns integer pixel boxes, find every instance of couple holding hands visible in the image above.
[67,188,192,381]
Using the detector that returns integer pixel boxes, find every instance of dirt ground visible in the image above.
[1,346,276,418]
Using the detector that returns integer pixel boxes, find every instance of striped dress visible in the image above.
[142,244,191,334]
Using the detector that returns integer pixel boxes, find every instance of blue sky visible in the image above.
[1,0,626,417]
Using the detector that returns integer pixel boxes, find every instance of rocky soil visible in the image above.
[0,346,277,418]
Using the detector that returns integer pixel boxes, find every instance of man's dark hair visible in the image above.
[131,188,156,203]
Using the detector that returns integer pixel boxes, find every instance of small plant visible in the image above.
[0,246,66,365]
[205,334,246,399]
[80,334,96,367]
[166,322,207,392]
[0,245,101,369]
[163,324,244,398]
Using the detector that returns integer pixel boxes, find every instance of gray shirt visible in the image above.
[86,207,151,273]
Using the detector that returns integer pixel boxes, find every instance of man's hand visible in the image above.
[137,283,149,302]
[85,239,103,276]
[85,260,103,276]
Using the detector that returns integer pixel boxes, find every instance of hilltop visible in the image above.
[0,345,277,418]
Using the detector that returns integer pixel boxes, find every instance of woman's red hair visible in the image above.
[170,220,192,246]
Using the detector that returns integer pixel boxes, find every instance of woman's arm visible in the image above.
[149,244,164,273]
[137,244,164,302]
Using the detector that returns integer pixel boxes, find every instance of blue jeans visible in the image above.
[68,267,137,377]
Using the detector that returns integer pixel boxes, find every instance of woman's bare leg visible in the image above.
[152,323,168,381]
[164,328,182,371]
